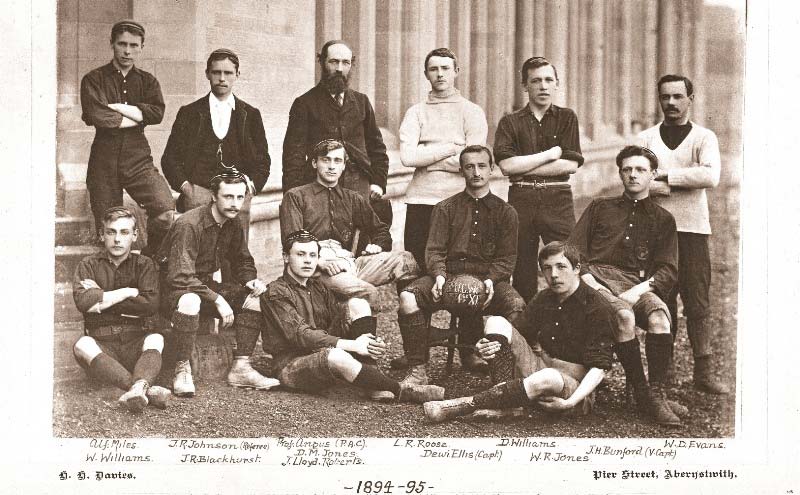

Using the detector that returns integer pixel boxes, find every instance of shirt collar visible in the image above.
[200,204,222,228]
[209,92,236,111]
[311,181,344,198]
[104,61,140,78]
[460,190,500,210]
[618,193,655,212]
[520,103,558,120]
[541,279,589,307]
[282,268,310,288]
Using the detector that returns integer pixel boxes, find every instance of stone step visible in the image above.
[55,282,84,323]
[55,245,100,285]
[55,216,95,246]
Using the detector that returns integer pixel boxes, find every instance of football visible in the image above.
[441,273,487,315]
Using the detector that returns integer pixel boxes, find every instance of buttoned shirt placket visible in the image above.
[468,197,481,253]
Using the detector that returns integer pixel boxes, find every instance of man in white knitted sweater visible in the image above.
[637,74,728,394]
[396,48,489,372]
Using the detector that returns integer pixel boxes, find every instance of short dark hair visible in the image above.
[538,241,580,270]
[520,56,558,84]
[209,170,248,195]
[317,40,355,66]
[206,48,240,73]
[616,145,659,170]
[311,139,349,162]
[657,74,694,97]
[283,229,320,254]
[459,144,493,168]
[102,206,137,230]
[424,47,458,71]
[110,22,145,44]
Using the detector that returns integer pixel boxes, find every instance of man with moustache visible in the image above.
[158,170,279,397]
[568,145,683,426]
[396,145,525,386]
[80,20,175,255]
[395,47,489,371]
[260,229,444,403]
[282,40,392,225]
[162,48,271,244]
[637,75,727,394]
[280,140,418,302]
[494,56,584,303]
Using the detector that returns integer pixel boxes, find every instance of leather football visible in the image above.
[441,273,487,315]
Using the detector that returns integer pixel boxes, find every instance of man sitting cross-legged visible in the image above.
[260,230,445,404]
[279,139,419,303]
[424,241,615,422]
[72,206,170,412]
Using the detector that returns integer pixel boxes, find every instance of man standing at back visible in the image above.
[162,48,271,243]
[80,20,176,255]
[637,75,727,394]
[282,40,392,226]
[494,56,584,303]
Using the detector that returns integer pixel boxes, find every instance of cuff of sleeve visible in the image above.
[561,150,585,166]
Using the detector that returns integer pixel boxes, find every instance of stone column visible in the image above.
[486,0,512,139]
[451,0,472,98]
[533,0,546,55]
[567,0,581,115]
[619,0,633,135]
[343,0,376,104]
[586,0,605,140]
[644,0,659,124]
[469,0,489,113]
[315,0,343,83]
[545,0,568,108]
[436,0,450,48]
[515,0,535,109]
[691,0,706,125]
[374,0,403,131]
[401,0,422,117]
[658,0,678,77]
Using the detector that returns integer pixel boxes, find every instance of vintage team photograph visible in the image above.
[52,0,743,439]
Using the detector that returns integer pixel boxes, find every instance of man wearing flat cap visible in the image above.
[162,48,271,249]
[80,20,176,255]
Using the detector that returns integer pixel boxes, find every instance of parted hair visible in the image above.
[520,56,558,83]
[538,241,581,270]
[657,74,694,97]
[459,144,494,168]
[102,206,138,230]
[206,49,240,73]
[616,145,659,170]
[424,47,458,71]
[311,139,349,162]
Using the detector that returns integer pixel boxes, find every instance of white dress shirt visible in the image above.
[209,92,235,139]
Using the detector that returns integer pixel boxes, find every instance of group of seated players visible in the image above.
[72,140,695,427]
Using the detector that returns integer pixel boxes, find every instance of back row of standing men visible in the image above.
[72,20,725,426]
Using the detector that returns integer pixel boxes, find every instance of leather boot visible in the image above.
[649,383,681,426]
[693,355,730,394]
[424,397,475,423]
[398,383,445,403]
[398,311,429,385]
[118,379,149,412]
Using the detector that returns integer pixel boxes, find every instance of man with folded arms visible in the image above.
[494,56,584,303]
[72,206,170,412]
[280,139,418,303]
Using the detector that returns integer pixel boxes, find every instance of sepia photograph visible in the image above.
[7,0,798,493]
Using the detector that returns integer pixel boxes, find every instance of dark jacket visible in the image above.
[282,83,389,193]
[161,94,271,193]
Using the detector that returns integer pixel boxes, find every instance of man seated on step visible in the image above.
[158,168,279,397]
[72,206,170,412]
[260,229,445,404]
[279,139,419,303]
[396,145,526,386]
[423,241,615,423]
